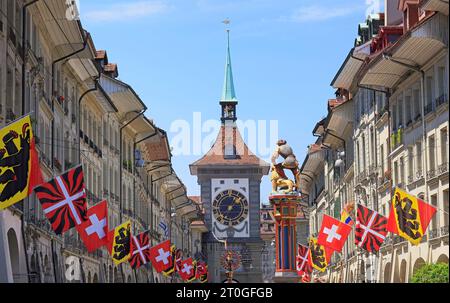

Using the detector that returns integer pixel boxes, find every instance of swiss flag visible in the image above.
[76,200,109,252]
[178,258,196,282]
[149,240,174,273]
[318,214,352,252]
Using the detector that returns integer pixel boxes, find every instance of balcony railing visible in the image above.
[424,103,434,115]
[428,228,440,240]
[407,175,414,184]
[427,168,436,180]
[438,162,449,175]
[415,169,424,181]
[390,128,403,150]
[436,94,448,108]
[441,225,449,237]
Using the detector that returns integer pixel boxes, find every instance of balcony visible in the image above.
[415,169,424,181]
[438,162,449,176]
[441,225,449,237]
[103,189,109,197]
[436,94,448,108]
[390,128,404,150]
[424,103,434,116]
[427,168,437,180]
[428,228,440,240]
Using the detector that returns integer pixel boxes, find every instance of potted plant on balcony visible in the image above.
[384,170,391,181]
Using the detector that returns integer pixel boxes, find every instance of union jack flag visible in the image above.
[355,204,388,252]
[34,165,87,235]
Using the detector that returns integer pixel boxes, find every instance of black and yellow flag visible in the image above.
[108,220,132,265]
[308,237,333,273]
[387,188,437,246]
[0,115,43,210]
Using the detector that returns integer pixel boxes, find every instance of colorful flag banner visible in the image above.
[149,240,175,274]
[159,220,169,239]
[387,188,437,246]
[109,220,132,265]
[34,165,87,234]
[318,214,352,253]
[0,115,43,210]
[308,237,332,273]
[178,258,196,282]
[196,261,208,283]
[76,200,109,252]
[341,209,353,226]
[129,232,151,269]
[296,243,312,276]
[355,204,388,252]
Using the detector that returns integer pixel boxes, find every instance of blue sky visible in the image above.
[79,0,381,203]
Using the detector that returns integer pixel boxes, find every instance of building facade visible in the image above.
[302,0,448,283]
[0,0,205,283]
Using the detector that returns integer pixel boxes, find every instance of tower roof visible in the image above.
[189,125,270,175]
[221,30,238,102]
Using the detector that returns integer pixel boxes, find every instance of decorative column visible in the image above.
[270,194,300,283]
[268,139,303,283]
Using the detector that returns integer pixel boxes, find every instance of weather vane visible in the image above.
[222,18,231,32]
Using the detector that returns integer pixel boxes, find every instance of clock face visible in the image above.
[212,190,249,226]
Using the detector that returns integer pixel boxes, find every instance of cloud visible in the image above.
[281,4,363,23]
[84,1,170,22]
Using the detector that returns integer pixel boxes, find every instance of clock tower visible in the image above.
[190,30,270,283]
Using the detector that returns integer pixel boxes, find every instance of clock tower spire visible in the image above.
[220,28,238,123]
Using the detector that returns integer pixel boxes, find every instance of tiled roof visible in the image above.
[104,63,117,72]
[145,136,171,162]
[96,50,106,60]
[328,98,345,109]
[190,125,270,169]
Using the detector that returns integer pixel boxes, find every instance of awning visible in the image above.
[421,0,449,15]
[323,99,354,140]
[331,43,370,90]
[300,144,325,183]
[360,13,448,88]
[99,75,146,115]
[37,0,85,54]
[127,116,156,141]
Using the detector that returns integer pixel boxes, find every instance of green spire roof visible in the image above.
[221,30,237,102]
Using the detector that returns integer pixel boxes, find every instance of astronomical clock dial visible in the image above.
[212,190,249,227]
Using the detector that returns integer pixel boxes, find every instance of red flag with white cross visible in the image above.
[178,258,196,282]
[76,200,109,252]
[317,214,352,253]
[149,240,174,273]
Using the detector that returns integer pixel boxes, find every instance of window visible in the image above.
[397,100,403,129]
[441,128,448,165]
[399,157,405,187]
[416,141,422,172]
[408,147,414,182]
[429,135,436,171]
[413,88,420,119]
[425,75,433,107]
[394,161,398,185]
[380,144,385,174]
[437,65,446,100]
[405,95,412,125]
[430,195,438,231]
